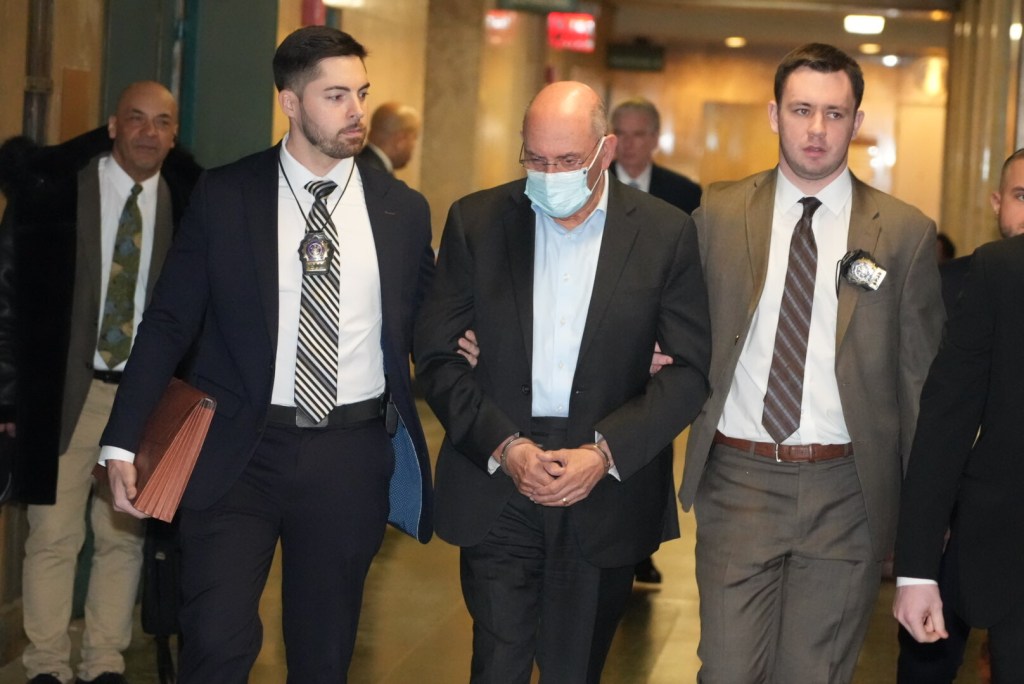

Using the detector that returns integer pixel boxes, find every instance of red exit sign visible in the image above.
[547,12,595,53]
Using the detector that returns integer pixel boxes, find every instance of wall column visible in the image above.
[941,0,1022,251]
[420,0,487,244]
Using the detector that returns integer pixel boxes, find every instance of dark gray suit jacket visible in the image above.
[415,175,711,567]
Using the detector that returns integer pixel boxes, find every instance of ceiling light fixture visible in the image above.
[859,43,882,55]
[844,15,885,35]
[882,54,899,67]
[724,36,746,48]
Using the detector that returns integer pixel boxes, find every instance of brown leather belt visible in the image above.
[713,431,853,463]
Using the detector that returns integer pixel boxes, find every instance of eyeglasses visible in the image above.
[519,136,605,173]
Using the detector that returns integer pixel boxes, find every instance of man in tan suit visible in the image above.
[680,43,944,683]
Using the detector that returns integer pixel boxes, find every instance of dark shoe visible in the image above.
[28,675,63,684]
[75,674,129,684]
[634,557,663,584]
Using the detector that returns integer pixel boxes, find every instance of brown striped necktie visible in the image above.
[762,196,822,443]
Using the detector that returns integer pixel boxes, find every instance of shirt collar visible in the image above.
[775,165,852,217]
[365,142,394,174]
[615,162,652,188]
[279,133,356,197]
[103,154,161,196]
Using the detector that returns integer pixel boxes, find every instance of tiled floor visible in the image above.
[0,401,988,682]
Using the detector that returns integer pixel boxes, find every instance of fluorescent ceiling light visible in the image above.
[1012,23,1023,41]
[844,15,885,35]
[882,54,899,67]
[724,36,746,48]
[323,0,365,7]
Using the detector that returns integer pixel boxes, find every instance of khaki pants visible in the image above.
[22,380,144,683]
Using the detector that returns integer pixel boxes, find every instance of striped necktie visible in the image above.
[295,179,340,425]
[762,196,822,443]
[97,183,143,369]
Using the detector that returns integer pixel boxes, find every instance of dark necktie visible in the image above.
[97,183,143,369]
[295,179,340,425]
[762,196,822,444]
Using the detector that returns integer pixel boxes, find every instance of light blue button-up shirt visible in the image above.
[530,172,609,417]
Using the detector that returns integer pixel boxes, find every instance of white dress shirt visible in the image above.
[614,162,652,193]
[487,173,620,479]
[94,155,160,372]
[273,136,385,407]
[717,168,854,445]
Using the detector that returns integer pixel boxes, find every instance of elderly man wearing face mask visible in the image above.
[414,81,711,683]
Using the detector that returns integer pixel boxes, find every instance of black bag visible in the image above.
[141,517,182,684]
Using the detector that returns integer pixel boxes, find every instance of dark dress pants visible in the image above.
[176,418,394,684]
[988,593,1024,684]
[459,418,635,684]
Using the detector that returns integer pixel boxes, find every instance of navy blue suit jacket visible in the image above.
[613,163,702,215]
[101,145,435,541]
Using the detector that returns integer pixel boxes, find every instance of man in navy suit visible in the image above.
[610,97,702,215]
[894,230,1024,681]
[99,27,434,683]
[610,97,702,584]
[896,148,1024,683]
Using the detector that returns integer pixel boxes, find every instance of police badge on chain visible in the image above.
[836,249,887,294]
[299,231,335,275]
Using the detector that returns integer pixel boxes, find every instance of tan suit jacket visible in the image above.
[680,168,944,559]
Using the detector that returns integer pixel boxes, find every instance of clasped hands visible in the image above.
[500,437,607,507]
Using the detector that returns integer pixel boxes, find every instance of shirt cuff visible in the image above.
[594,431,621,481]
[896,577,938,587]
[99,445,136,466]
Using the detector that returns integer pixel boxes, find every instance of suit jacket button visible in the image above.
[521,384,531,395]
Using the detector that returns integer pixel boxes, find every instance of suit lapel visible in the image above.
[836,176,881,347]
[76,158,103,313]
[504,187,537,369]
[245,146,282,349]
[577,179,639,365]
[745,170,777,316]
[147,176,173,304]
[361,161,400,357]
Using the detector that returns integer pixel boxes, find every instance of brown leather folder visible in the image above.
[130,378,216,522]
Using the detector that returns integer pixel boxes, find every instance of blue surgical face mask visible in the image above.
[524,137,606,219]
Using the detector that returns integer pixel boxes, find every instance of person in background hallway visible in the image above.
[895,147,1024,684]
[0,82,200,684]
[610,97,702,215]
[935,231,956,265]
[610,96,702,586]
[679,43,944,683]
[357,101,421,175]
[97,27,434,683]
[415,81,711,683]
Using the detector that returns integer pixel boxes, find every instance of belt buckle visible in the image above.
[774,442,781,463]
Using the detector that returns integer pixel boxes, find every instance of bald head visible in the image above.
[108,80,178,182]
[523,81,607,143]
[366,102,421,170]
